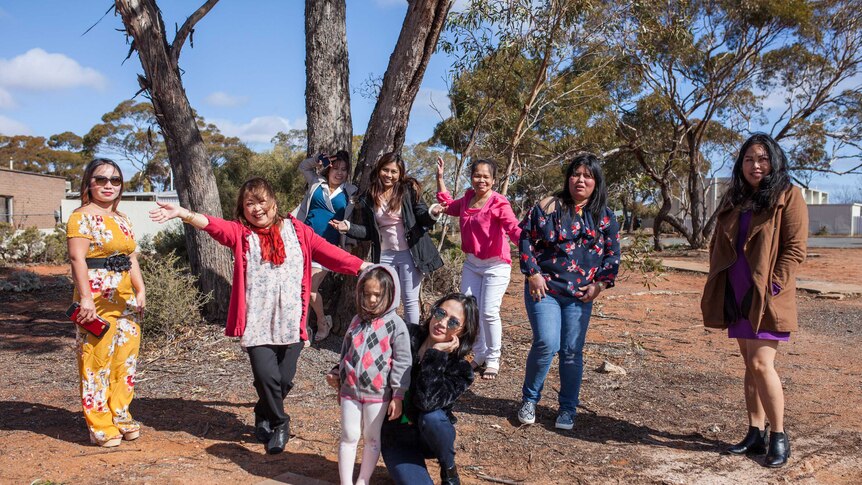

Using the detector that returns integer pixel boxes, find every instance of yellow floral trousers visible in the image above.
[76,308,141,443]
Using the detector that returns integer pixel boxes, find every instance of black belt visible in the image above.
[86,254,132,272]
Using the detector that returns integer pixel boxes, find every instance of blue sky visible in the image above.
[0,1,858,194]
[0,1,453,149]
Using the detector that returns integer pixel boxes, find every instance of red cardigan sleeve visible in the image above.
[202,215,247,247]
[292,219,363,275]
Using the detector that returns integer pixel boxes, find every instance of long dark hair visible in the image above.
[726,133,791,212]
[79,158,125,212]
[356,267,396,321]
[368,152,422,211]
[556,153,608,221]
[422,293,479,360]
[234,177,283,228]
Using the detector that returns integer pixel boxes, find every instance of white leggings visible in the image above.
[461,254,512,370]
[339,399,388,485]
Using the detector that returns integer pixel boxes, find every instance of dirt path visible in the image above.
[2,252,862,484]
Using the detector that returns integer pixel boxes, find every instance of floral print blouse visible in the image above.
[519,202,621,298]
[66,212,138,307]
[241,221,305,348]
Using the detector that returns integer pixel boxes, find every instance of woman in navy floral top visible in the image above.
[516,153,621,430]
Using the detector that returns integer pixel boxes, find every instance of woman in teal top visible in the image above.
[295,150,358,341]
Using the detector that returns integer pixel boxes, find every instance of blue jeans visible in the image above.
[522,285,592,414]
[381,410,456,485]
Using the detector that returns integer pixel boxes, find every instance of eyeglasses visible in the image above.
[432,306,461,329]
[92,176,123,187]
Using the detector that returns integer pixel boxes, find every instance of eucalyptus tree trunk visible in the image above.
[114,0,232,320]
[305,0,352,156]
[354,0,450,188]
[325,0,450,331]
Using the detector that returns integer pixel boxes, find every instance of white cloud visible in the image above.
[211,115,306,144]
[0,115,32,136]
[0,48,107,91]
[204,91,248,108]
[411,87,452,120]
[0,87,15,109]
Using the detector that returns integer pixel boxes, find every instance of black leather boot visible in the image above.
[254,417,272,444]
[267,420,290,455]
[726,426,767,455]
[440,465,461,485]
[764,431,790,468]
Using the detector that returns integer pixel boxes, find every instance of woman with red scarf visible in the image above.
[150,178,369,455]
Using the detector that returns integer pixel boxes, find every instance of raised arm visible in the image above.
[299,154,324,186]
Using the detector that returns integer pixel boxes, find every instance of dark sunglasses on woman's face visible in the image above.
[432,306,461,329]
[92,176,123,187]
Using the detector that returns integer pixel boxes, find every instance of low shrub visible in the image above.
[815,225,829,236]
[139,251,211,341]
[0,269,42,292]
[620,232,666,290]
[423,247,465,299]
[0,224,68,264]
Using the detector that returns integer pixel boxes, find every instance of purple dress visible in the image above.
[727,211,791,341]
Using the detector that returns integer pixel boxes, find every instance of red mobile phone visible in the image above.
[66,302,111,338]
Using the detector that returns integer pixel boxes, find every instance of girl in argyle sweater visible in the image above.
[328,264,412,485]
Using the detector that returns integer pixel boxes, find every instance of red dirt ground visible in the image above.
[1,249,861,484]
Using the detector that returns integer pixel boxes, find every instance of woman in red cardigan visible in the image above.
[150,177,368,455]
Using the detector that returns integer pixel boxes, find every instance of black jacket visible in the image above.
[346,185,443,275]
[397,325,474,425]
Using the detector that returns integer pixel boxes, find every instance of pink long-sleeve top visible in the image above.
[437,189,522,263]
[202,214,363,339]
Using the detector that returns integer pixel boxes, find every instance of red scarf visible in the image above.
[251,222,286,266]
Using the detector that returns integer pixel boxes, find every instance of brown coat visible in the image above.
[701,186,808,333]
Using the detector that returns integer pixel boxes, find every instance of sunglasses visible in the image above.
[432,306,461,330]
[92,176,123,187]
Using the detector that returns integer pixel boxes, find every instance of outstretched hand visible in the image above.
[329,219,349,233]
[436,156,445,178]
[430,202,448,217]
[149,202,182,224]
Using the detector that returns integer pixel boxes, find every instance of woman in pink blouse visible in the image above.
[436,157,521,379]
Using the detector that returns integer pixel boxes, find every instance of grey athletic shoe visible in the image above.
[517,401,536,425]
[555,410,575,430]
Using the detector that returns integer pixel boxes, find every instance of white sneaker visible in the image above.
[315,315,333,342]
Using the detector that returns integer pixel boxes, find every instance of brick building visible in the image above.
[0,168,68,229]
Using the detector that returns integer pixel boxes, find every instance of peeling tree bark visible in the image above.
[305,0,352,156]
[323,0,450,330]
[354,0,450,188]
[114,0,232,320]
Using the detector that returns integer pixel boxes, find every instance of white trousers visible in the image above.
[338,399,387,485]
[460,254,512,370]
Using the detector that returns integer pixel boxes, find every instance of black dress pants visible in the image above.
[247,343,303,427]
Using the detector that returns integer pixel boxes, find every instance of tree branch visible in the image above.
[170,0,220,69]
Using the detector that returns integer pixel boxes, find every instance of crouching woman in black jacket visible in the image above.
[381,293,479,485]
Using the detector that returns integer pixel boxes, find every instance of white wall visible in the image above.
[61,194,181,240]
[807,204,862,236]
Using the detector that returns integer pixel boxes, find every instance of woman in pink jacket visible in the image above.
[150,177,368,455]
[436,157,521,380]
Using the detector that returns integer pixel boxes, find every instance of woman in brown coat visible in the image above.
[701,133,808,468]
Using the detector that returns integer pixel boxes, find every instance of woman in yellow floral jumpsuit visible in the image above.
[67,159,146,447]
